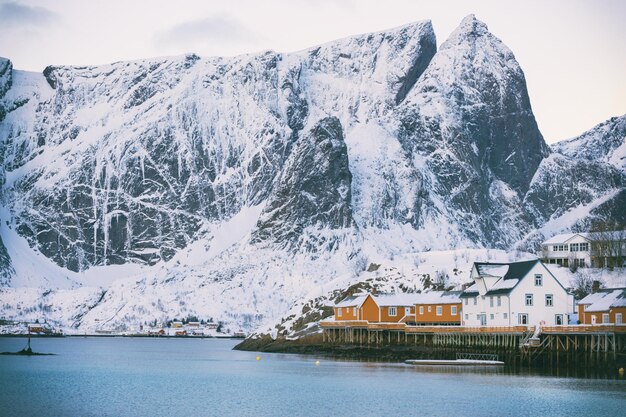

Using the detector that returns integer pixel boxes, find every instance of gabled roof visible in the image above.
[579,288,626,312]
[543,230,626,245]
[334,294,374,308]
[461,259,540,297]
[543,233,587,245]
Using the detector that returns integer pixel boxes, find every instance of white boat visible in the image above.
[405,359,504,366]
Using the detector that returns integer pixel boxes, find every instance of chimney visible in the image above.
[591,280,601,293]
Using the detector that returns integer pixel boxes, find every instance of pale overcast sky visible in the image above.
[0,0,624,143]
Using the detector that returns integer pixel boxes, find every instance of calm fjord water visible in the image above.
[0,337,624,417]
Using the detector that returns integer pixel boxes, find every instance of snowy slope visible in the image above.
[0,16,624,333]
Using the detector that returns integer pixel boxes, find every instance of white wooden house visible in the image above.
[541,230,626,268]
[460,260,574,326]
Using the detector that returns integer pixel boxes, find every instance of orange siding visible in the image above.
[579,306,626,325]
[360,295,380,322]
[414,303,462,324]
[333,306,358,321]
[380,306,414,322]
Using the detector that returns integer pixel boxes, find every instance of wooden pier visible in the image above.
[319,321,626,366]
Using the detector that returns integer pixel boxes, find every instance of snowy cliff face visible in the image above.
[552,115,626,169]
[0,20,436,273]
[0,16,624,332]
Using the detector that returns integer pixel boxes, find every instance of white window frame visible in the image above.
[419,306,424,315]
[616,313,622,325]
[464,313,469,320]
[473,297,477,306]
[545,294,553,307]
[489,297,494,307]
[353,307,357,316]
[451,306,457,316]
[602,313,609,324]
[389,307,397,317]
[436,306,443,316]
[525,294,533,306]
[337,308,342,318]
[534,274,542,286]
[490,313,494,320]
[497,296,501,307]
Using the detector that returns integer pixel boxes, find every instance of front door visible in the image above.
[555,314,563,325]
[478,314,487,326]
[518,313,528,325]
[591,315,597,325]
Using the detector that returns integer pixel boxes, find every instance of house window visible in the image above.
[602,313,609,324]
[436,306,443,316]
[464,314,469,320]
[337,308,342,318]
[570,243,579,252]
[616,313,622,325]
[405,307,411,316]
[451,306,458,316]
[389,307,397,317]
[497,296,501,307]
[489,297,494,307]
[481,296,485,301]
[534,274,542,286]
[473,297,477,306]
[464,298,468,305]
[580,242,589,251]
[490,314,494,320]
[419,306,424,315]
[503,313,508,319]
[525,294,533,306]
[353,307,357,316]
[428,306,432,312]
[576,259,585,267]
[545,294,553,307]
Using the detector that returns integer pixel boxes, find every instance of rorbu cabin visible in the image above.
[333,293,380,322]
[578,288,626,325]
[414,291,462,326]
[375,294,418,323]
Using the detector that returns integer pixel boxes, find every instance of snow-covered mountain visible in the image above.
[0,15,624,333]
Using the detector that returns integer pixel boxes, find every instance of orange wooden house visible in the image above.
[333,293,380,322]
[577,288,626,325]
[413,291,462,326]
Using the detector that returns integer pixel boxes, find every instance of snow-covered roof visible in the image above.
[580,288,626,312]
[462,260,540,297]
[334,294,371,308]
[489,278,520,292]
[476,264,509,277]
[414,291,462,305]
[543,233,585,245]
[543,231,626,245]
[375,293,420,307]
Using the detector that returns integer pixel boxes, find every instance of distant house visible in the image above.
[27,324,49,334]
[461,260,574,326]
[541,231,626,268]
[333,294,379,322]
[577,288,626,325]
[171,321,183,328]
[375,294,417,322]
[187,321,200,328]
[414,291,462,326]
